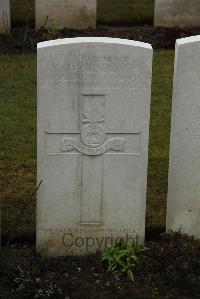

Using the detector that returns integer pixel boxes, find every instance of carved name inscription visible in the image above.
[43,52,147,90]
[60,138,126,156]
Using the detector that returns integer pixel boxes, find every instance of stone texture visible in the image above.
[35,0,96,30]
[0,0,10,33]
[154,0,200,28]
[167,36,200,239]
[37,37,152,256]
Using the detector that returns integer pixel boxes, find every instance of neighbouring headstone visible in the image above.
[154,0,200,28]
[0,0,10,33]
[167,36,200,239]
[37,37,152,256]
[35,0,97,30]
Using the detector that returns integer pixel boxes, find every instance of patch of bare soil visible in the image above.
[0,233,199,298]
[1,25,200,54]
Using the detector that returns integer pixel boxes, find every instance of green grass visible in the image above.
[147,50,174,228]
[11,0,154,28]
[0,50,174,232]
[98,0,154,26]
[0,54,36,230]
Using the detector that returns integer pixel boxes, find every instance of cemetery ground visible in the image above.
[1,49,200,298]
[0,1,200,298]
[0,233,199,298]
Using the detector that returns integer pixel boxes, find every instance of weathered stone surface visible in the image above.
[154,0,200,28]
[0,0,10,33]
[37,37,152,256]
[35,0,96,30]
[167,36,200,239]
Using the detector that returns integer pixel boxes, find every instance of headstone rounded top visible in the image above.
[176,35,200,46]
[37,37,152,50]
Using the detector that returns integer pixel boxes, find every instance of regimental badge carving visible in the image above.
[60,137,126,156]
[81,123,106,148]
[60,94,127,156]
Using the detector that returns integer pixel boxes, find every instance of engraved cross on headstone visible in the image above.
[60,93,126,226]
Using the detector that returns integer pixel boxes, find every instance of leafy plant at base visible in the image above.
[101,240,148,281]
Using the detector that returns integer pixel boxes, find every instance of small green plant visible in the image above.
[101,239,148,281]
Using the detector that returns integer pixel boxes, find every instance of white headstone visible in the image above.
[154,0,200,28]
[37,37,152,256]
[35,0,96,30]
[167,36,200,239]
[0,0,10,33]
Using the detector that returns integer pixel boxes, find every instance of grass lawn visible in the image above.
[11,0,154,27]
[0,50,174,233]
[98,0,154,25]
